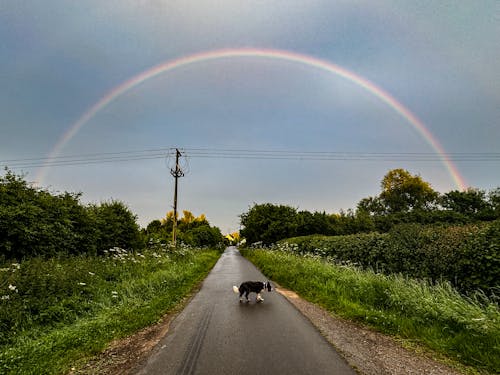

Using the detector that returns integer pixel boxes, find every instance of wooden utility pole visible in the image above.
[170,148,184,246]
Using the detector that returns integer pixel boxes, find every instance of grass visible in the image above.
[241,246,500,374]
[0,245,221,375]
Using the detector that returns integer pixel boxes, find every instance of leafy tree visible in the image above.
[178,211,209,231]
[161,210,177,232]
[296,211,332,236]
[440,188,489,217]
[145,210,222,247]
[357,196,385,216]
[146,219,162,234]
[179,225,222,247]
[379,169,438,213]
[489,188,500,218]
[0,169,97,258]
[180,210,195,227]
[240,203,298,245]
[88,200,143,253]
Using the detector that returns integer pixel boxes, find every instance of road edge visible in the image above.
[275,284,468,375]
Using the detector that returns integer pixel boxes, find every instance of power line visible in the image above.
[2,147,500,170]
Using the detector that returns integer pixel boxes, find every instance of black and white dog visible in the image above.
[233,281,272,302]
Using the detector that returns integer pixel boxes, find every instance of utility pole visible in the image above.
[170,148,184,247]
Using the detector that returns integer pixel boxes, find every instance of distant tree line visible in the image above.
[240,168,500,245]
[144,210,223,248]
[0,169,224,260]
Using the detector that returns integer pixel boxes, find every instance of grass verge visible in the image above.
[241,247,499,374]
[0,246,221,374]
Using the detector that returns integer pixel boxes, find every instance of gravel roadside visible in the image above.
[277,287,464,375]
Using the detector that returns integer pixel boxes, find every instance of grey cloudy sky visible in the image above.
[1,1,499,233]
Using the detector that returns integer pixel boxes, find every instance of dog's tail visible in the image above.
[232,285,239,294]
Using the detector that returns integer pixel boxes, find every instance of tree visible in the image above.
[180,210,195,227]
[357,196,385,216]
[146,211,222,247]
[240,203,298,245]
[179,225,222,247]
[440,188,489,217]
[88,200,143,253]
[0,169,100,258]
[379,169,438,213]
[489,188,500,218]
[178,211,209,231]
[296,211,331,236]
[146,219,162,234]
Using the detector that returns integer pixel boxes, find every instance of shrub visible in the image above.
[88,200,144,253]
[0,170,144,259]
[282,221,499,294]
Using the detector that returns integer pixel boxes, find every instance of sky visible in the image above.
[1,1,499,233]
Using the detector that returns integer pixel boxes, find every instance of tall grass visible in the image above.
[282,220,500,294]
[0,245,221,375]
[242,246,500,374]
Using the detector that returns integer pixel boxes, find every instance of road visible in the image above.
[134,247,356,375]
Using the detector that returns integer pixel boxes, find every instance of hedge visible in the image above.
[281,220,500,294]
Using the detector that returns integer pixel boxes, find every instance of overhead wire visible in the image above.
[1,147,500,170]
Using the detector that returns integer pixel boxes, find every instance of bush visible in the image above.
[178,225,223,248]
[0,169,143,259]
[282,221,500,294]
[240,203,298,244]
[88,200,144,253]
[455,219,500,292]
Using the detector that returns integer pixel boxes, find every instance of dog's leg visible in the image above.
[256,293,264,302]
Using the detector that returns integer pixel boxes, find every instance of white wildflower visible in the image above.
[8,284,17,292]
[78,282,86,286]
[1,295,10,300]
[88,272,95,276]
[111,291,119,298]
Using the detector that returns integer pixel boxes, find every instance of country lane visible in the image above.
[133,246,356,375]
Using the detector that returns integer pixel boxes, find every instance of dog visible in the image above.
[233,281,272,302]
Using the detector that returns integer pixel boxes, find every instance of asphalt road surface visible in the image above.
[134,247,356,375]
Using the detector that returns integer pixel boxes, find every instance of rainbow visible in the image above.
[36,47,466,190]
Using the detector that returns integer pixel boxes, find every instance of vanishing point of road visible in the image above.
[134,247,356,375]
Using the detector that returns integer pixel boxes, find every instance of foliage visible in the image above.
[145,210,224,248]
[242,247,500,373]
[224,231,240,245]
[240,203,299,245]
[282,221,500,294]
[88,200,144,253]
[0,169,143,260]
[0,245,221,374]
[238,169,500,244]
[379,168,439,213]
[178,225,223,247]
